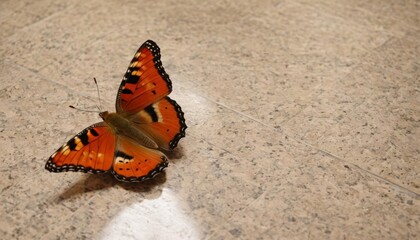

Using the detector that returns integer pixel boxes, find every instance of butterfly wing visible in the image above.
[116,40,187,150]
[46,123,116,173]
[128,96,186,150]
[111,135,168,182]
[116,40,172,114]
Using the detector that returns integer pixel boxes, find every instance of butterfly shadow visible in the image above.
[56,172,167,202]
[165,145,186,163]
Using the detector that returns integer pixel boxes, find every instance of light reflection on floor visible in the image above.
[1,0,419,238]
[99,188,200,240]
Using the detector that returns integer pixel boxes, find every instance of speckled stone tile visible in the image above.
[211,154,419,239]
[0,0,133,70]
[282,35,420,192]
[296,0,420,36]
[168,0,393,127]
[202,135,419,239]
[3,58,417,239]
[0,0,74,41]
[164,137,264,238]
[0,176,85,239]
[1,0,419,239]
[43,196,125,240]
[0,61,98,187]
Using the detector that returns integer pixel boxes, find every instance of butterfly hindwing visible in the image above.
[111,136,168,182]
[45,123,116,173]
[116,40,172,114]
[128,96,187,150]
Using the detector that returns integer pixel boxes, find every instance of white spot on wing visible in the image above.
[152,103,163,122]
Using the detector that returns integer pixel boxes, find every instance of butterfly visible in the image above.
[45,40,187,182]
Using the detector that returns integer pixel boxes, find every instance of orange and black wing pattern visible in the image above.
[111,136,168,182]
[128,96,186,150]
[46,40,185,182]
[116,40,172,114]
[45,123,116,173]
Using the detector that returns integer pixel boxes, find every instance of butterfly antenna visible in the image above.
[69,105,101,113]
[93,77,103,111]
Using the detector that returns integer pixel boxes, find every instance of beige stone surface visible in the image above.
[0,0,419,239]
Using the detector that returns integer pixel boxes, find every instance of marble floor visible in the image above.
[0,0,419,239]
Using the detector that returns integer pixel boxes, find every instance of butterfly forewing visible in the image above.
[46,123,116,173]
[116,40,172,114]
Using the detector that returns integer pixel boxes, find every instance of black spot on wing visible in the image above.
[67,138,77,151]
[90,128,99,136]
[115,151,133,160]
[79,129,89,145]
[125,72,139,84]
[122,88,133,94]
[144,105,158,122]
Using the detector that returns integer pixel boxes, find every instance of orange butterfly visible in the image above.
[46,40,187,182]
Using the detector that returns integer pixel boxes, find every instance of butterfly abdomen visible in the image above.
[102,112,158,149]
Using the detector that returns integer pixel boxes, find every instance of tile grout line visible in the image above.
[296,139,420,198]
[190,34,419,197]
[6,4,77,40]
[199,95,420,198]
[12,62,99,99]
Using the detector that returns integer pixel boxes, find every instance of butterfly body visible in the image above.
[46,40,186,182]
[100,111,158,150]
